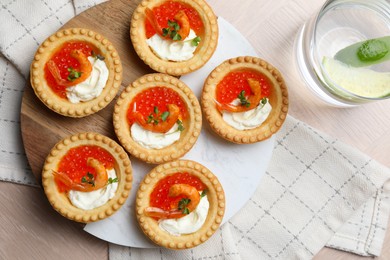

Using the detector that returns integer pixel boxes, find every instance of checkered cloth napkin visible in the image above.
[1,1,389,259]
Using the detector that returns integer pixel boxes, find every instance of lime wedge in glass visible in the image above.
[322,57,390,98]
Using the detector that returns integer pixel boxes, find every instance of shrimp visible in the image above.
[145,7,164,36]
[216,78,263,113]
[169,184,200,212]
[144,207,184,219]
[144,184,201,219]
[133,104,180,133]
[47,49,92,87]
[145,8,190,40]
[53,157,108,192]
[173,10,190,39]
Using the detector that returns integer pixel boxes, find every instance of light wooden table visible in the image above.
[1,0,389,259]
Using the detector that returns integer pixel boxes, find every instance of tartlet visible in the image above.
[130,0,218,76]
[42,132,133,223]
[113,73,202,164]
[201,56,289,144]
[135,160,225,249]
[30,28,122,117]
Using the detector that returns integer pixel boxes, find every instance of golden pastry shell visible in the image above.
[30,28,123,117]
[136,160,225,249]
[201,56,289,144]
[130,0,218,76]
[42,132,133,223]
[113,73,202,164]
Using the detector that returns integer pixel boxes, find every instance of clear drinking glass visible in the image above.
[294,0,390,107]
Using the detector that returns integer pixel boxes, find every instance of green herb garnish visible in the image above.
[162,20,182,41]
[81,172,95,187]
[261,97,267,105]
[165,119,185,135]
[191,36,201,46]
[147,106,170,124]
[172,33,182,41]
[238,90,250,107]
[91,51,105,61]
[201,190,207,198]
[108,177,118,184]
[168,20,180,31]
[67,67,82,81]
[161,111,170,122]
[147,114,158,124]
[162,28,169,37]
[178,198,191,214]
[177,119,184,132]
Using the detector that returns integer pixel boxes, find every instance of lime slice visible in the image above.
[322,57,390,98]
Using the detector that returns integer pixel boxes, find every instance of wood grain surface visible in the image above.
[21,0,153,181]
[0,181,108,259]
[10,0,390,259]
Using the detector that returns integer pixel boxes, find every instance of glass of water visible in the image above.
[294,0,390,107]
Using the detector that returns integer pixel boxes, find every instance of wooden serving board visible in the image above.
[20,0,276,248]
[21,0,153,181]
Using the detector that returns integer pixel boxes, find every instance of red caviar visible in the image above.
[55,145,115,192]
[150,172,206,211]
[216,71,272,104]
[127,87,188,125]
[44,41,99,99]
[145,1,203,38]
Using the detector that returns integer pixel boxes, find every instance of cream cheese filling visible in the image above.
[158,194,209,236]
[131,122,181,149]
[66,56,109,104]
[222,98,272,130]
[146,29,198,61]
[68,168,118,210]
